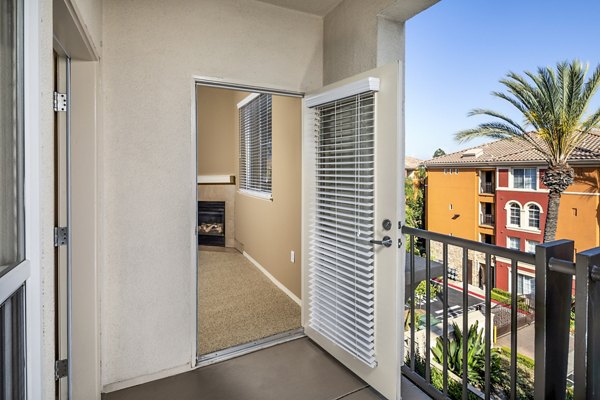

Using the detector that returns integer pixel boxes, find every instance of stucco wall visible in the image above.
[426,169,480,241]
[101,0,322,388]
[70,0,103,55]
[323,0,436,84]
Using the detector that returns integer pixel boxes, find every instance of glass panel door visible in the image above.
[0,0,27,398]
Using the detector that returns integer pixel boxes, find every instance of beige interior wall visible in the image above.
[196,87,302,298]
[196,86,238,176]
[101,0,321,389]
[233,94,303,298]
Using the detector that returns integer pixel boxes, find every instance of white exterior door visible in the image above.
[302,62,404,400]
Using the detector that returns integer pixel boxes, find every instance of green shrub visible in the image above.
[491,288,530,312]
[431,320,506,388]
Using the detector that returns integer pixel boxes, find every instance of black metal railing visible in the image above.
[480,182,495,194]
[401,226,600,400]
[480,214,494,226]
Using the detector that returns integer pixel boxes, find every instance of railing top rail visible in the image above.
[548,257,576,276]
[402,225,536,264]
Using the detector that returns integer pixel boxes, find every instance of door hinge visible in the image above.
[53,91,67,112]
[55,359,68,380]
[54,226,68,247]
[398,238,403,248]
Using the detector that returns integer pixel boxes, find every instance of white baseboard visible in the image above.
[242,251,302,306]
[102,362,192,393]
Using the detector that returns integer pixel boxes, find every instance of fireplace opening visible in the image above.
[198,201,225,246]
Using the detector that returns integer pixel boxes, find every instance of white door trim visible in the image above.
[24,0,43,397]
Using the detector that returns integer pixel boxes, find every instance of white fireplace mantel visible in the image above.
[197,175,235,184]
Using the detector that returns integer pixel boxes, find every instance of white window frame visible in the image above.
[237,93,273,200]
[505,200,543,233]
[507,202,521,227]
[510,167,538,191]
[525,239,539,254]
[525,202,541,229]
[0,0,42,397]
[507,236,521,250]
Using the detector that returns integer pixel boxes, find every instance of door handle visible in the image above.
[370,236,392,248]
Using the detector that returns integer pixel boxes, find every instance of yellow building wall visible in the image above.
[556,167,600,252]
[426,169,480,241]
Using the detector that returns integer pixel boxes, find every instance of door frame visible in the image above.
[24,0,42,397]
[300,63,406,399]
[190,75,304,366]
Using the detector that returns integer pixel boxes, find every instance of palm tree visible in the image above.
[456,60,600,242]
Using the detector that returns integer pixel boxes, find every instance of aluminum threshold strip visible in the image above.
[196,328,305,368]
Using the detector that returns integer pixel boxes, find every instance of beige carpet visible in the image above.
[198,249,301,355]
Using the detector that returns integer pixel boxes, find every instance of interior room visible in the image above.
[196,85,303,357]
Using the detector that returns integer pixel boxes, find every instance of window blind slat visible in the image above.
[239,94,272,196]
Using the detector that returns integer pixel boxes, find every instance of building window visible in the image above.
[509,203,521,226]
[513,168,537,190]
[528,204,540,229]
[238,93,272,198]
[517,273,535,295]
[507,236,520,250]
[525,240,539,254]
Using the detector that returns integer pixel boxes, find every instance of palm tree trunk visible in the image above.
[544,191,561,242]
[542,164,574,242]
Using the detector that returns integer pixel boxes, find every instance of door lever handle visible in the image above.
[370,236,392,248]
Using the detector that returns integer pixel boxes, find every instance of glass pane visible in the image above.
[0,285,26,399]
[0,0,24,277]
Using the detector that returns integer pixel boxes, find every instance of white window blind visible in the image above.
[239,93,272,197]
[308,91,377,367]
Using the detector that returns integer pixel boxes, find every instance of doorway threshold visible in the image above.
[196,328,305,368]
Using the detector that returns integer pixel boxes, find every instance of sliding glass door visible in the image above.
[0,0,27,398]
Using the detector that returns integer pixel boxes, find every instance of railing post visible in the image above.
[534,240,574,400]
[574,247,600,399]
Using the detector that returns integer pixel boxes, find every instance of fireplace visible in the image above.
[198,201,226,246]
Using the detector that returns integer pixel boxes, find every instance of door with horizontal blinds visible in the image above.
[302,63,403,400]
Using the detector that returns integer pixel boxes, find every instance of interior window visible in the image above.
[238,93,272,198]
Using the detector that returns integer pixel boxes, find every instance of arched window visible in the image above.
[528,204,540,229]
[509,203,521,226]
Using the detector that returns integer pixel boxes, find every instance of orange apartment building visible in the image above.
[424,131,600,294]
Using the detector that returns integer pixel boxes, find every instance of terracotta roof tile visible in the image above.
[425,129,600,167]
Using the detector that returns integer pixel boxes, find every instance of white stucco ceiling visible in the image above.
[255,0,344,16]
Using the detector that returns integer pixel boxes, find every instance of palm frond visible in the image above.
[467,108,527,133]
[457,60,600,166]
[455,122,523,143]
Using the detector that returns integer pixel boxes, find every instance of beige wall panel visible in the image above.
[71,0,102,54]
[234,95,303,298]
[40,0,56,398]
[196,87,238,176]
[101,0,321,387]
[71,60,101,399]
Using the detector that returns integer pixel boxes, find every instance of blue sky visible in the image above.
[405,0,600,160]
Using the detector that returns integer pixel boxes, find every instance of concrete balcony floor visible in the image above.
[102,337,429,400]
